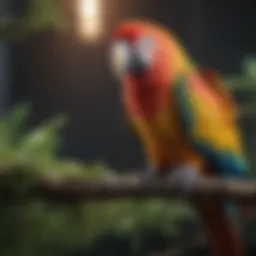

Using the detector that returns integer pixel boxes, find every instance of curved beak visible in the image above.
[110,40,149,78]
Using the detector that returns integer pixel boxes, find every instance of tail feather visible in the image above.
[238,202,255,220]
[224,176,255,220]
[224,201,254,221]
[194,201,245,256]
[224,202,241,227]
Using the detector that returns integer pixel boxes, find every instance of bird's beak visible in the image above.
[109,40,149,78]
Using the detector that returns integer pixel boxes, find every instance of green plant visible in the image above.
[0,0,67,41]
[0,103,196,256]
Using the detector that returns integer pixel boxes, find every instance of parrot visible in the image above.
[108,20,251,256]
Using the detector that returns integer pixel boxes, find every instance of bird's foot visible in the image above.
[166,164,201,196]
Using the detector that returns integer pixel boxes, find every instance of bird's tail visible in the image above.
[238,202,255,220]
[224,176,255,221]
[194,201,245,256]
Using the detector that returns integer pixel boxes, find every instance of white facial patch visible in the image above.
[109,41,131,78]
[109,36,156,79]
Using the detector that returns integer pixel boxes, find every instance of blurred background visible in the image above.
[0,0,255,255]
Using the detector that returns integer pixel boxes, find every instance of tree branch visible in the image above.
[0,170,255,203]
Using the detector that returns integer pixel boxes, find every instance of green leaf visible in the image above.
[242,56,256,81]
[16,115,68,165]
[25,0,67,32]
[0,0,67,42]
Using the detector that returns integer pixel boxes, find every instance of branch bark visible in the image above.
[0,170,254,203]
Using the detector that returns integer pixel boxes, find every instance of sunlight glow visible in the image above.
[78,0,101,40]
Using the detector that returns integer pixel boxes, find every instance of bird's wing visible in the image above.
[172,73,248,177]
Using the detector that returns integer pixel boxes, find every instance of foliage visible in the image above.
[224,56,256,119]
[0,103,196,256]
[242,56,256,81]
[26,0,66,32]
[0,0,67,41]
[225,56,256,90]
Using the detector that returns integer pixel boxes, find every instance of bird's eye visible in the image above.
[135,36,156,65]
[136,36,155,52]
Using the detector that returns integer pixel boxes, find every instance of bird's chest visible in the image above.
[144,110,181,146]
[132,107,187,163]
[123,79,192,164]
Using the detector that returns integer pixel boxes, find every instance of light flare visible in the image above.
[78,0,101,40]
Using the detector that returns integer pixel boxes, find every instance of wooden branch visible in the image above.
[31,177,256,203]
[0,170,255,203]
